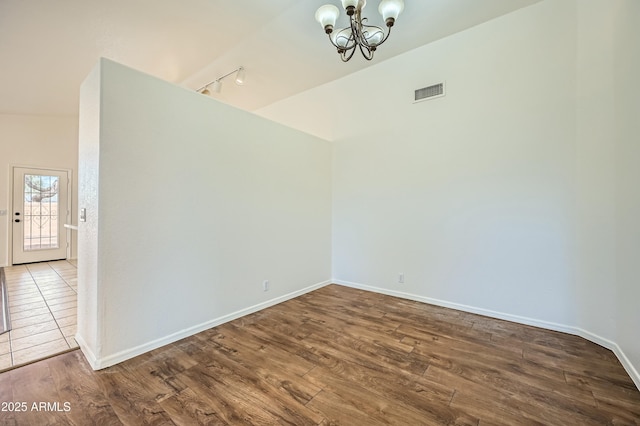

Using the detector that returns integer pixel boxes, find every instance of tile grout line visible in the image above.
[0,267,14,367]
[49,261,78,347]
[6,266,39,367]
[23,263,73,353]
[1,261,78,371]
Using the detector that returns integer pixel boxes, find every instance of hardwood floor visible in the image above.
[0,284,638,425]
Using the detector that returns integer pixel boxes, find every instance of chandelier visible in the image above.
[315,0,405,62]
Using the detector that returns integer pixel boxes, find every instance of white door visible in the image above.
[12,167,70,264]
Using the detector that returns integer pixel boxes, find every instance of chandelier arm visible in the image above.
[326,32,340,49]
[350,9,380,59]
[351,11,365,45]
[359,24,391,49]
[358,42,375,60]
[341,45,359,62]
[378,25,393,46]
[327,29,357,51]
[352,17,375,59]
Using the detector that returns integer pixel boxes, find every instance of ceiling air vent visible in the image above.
[414,82,445,103]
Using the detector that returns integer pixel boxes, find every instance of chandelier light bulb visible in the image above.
[363,27,384,45]
[341,0,365,15]
[315,5,340,33]
[332,29,352,49]
[378,0,404,26]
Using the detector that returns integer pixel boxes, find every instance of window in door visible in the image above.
[12,167,70,265]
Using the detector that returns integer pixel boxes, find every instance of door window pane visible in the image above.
[23,174,59,251]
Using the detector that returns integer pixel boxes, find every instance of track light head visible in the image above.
[235,67,245,85]
[196,66,245,95]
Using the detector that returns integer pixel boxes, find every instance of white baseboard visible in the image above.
[574,327,640,391]
[75,333,99,370]
[87,280,332,370]
[334,280,575,334]
[334,279,640,391]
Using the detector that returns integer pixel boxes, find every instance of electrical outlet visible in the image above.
[398,273,404,284]
[263,280,270,292]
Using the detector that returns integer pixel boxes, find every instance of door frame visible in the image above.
[9,164,73,265]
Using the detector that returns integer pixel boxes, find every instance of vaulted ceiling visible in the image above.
[0,0,541,116]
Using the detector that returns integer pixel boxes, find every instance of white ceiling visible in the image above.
[0,0,541,116]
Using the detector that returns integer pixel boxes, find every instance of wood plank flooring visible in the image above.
[0,284,638,425]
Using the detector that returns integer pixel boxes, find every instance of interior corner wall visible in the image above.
[77,58,332,369]
[574,0,640,387]
[259,0,639,387]
[264,0,579,327]
[613,0,640,387]
[0,113,79,267]
[574,0,618,350]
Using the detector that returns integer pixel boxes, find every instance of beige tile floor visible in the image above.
[0,260,78,371]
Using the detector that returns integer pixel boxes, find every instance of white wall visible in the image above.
[613,0,640,385]
[0,114,79,267]
[77,59,332,369]
[574,0,619,354]
[259,0,639,387]
[262,0,578,326]
[572,0,640,386]
[77,64,101,362]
